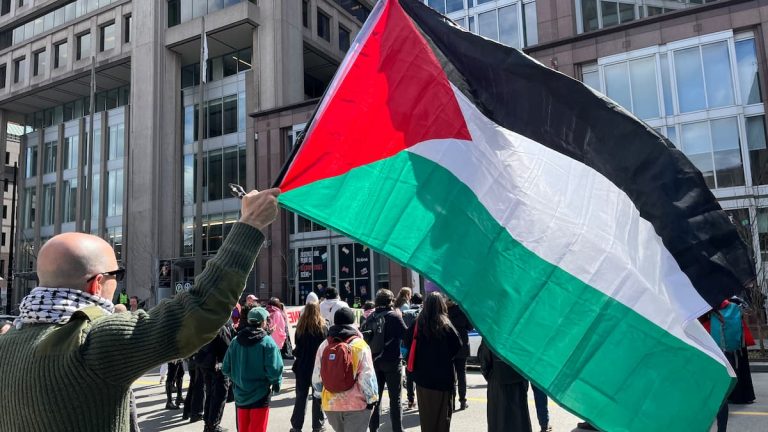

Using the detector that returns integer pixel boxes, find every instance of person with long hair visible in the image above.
[290,303,328,432]
[404,292,461,432]
[266,297,287,349]
[394,287,412,314]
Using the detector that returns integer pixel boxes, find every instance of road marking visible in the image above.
[731,411,768,416]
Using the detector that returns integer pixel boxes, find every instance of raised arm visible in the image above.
[81,189,280,384]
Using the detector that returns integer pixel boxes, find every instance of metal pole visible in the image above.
[85,57,96,233]
[5,162,16,314]
[194,19,206,279]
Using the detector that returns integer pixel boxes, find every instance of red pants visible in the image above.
[237,407,269,432]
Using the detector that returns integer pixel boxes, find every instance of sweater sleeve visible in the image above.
[356,345,379,404]
[264,339,284,388]
[80,223,264,384]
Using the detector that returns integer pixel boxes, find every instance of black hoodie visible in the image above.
[236,325,267,347]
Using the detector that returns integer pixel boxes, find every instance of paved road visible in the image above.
[133,364,768,431]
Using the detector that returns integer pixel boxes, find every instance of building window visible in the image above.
[1,232,5,246]
[107,123,124,160]
[168,0,181,27]
[123,15,131,44]
[77,32,91,60]
[1,0,9,15]
[317,10,330,41]
[100,22,115,52]
[208,99,223,138]
[576,0,708,34]
[0,260,5,276]
[0,64,5,89]
[25,146,37,177]
[440,1,534,49]
[54,41,68,69]
[63,136,78,170]
[62,179,77,223]
[106,226,122,261]
[17,0,22,7]
[33,49,47,77]
[23,187,35,229]
[41,183,55,226]
[106,169,123,217]
[4,152,8,164]
[13,57,26,84]
[43,141,57,174]
[2,205,6,219]
[339,26,350,52]
[581,32,768,190]
[302,0,309,28]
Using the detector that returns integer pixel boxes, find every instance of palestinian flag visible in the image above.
[277,0,755,430]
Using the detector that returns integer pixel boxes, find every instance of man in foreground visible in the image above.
[0,188,279,432]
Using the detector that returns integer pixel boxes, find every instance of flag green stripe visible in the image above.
[280,151,731,431]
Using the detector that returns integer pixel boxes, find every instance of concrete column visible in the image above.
[255,0,304,111]
[126,0,167,303]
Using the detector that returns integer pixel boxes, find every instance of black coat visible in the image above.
[198,323,234,370]
[292,325,328,381]
[404,319,461,391]
[362,307,407,365]
[447,305,473,359]
[478,340,532,432]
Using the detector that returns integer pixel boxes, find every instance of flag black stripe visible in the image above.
[400,0,754,308]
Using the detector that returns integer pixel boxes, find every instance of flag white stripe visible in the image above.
[407,85,732,373]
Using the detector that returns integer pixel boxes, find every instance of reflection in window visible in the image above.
[702,42,734,109]
[23,187,36,229]
[41,183,56,226]
[63,136,78,170]
[674,47,706,113]
[736,38,762,105]
[62,179,77,223]
[107,169,123,217]
[25,146,37,177]
[747,116,768,185]
[108,123,124,160]
[43,141,57,174]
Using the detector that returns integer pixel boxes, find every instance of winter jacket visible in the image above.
[266,305,287,349]
[404,320,461,391]
[478,340,525,384]
[312,324,378,412]
[319,298,350,324]
[448,304,473,359]
[198,322,235,369]
[222,326,284,407]
[293,324,328,381]
[362,307,407,364]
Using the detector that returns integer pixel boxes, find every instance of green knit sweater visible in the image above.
[0,223,264,432]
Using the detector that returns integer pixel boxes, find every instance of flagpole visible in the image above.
[194,18,206,279]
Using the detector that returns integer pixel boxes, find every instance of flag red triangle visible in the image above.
[280,0,471,192]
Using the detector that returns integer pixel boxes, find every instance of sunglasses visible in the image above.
[87,267,126,282]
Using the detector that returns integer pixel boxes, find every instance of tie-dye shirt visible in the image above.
[311,331,379,411]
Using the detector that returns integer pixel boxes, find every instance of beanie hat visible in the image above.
[334,307,356,326]
[247,307,269,325]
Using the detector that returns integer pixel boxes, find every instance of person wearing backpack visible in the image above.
[291,302,328,432]
[221,307,283,432]
[361,289,407,432]
[404,292,462,432]
[312,307,379,432]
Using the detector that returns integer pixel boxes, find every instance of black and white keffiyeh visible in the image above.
[14,287,115,329]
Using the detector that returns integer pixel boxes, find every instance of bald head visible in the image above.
[37,232,118,295]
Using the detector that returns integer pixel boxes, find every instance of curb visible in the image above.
[751,362,768,373]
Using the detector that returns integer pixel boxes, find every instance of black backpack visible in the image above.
[362,311,388,356]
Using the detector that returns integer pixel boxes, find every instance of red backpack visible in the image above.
[320,335,357,393]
